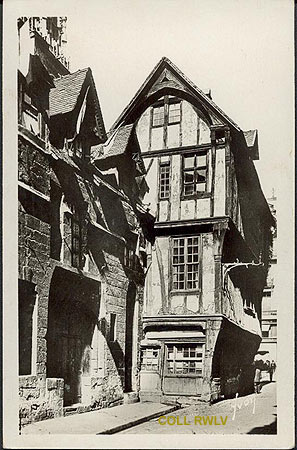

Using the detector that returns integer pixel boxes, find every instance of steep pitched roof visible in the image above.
[49,68,89,116]
[48,67,107,144]
[111,57,241,132]
[97,124,134,161]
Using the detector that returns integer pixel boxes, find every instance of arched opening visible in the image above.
[46,267,100,406]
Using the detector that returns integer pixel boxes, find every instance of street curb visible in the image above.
[97,404,181,435]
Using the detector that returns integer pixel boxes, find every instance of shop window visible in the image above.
[165,344,204,375]
[183,152,208,195]
[140,347,159,372]
[172,237,200,291]
[159,161,170,199]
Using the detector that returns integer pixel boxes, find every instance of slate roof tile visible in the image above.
[95,124,134,161]
[49,68,89,117]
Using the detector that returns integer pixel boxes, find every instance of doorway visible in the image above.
[47,268,100,406]
[124,282,137,392]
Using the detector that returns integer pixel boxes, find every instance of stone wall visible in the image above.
[18,134,146,424]
[19,376,64,426]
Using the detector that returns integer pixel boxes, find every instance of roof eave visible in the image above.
[110,57,241,133]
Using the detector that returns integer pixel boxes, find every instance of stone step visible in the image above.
[123,391,139,404]
[64,403,90,416]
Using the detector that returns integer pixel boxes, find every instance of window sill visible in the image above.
[164,374,202,378]
[170,290,201,296]
[181,192,211,201]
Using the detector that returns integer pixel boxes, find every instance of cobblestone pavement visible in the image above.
[120,382,276,434]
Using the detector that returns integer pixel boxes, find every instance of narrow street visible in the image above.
[120,381,276,434]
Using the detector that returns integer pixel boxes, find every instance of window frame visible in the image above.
[71,212,82,268]
[140,347,160,372]
[182,150,209,198]
[171,235,202,293]
[124,246,138,271]
[164,343,205,377]
[150,96,182,150]
[158,160,171,199]
[152,104,165,128]
[63,210,83,269]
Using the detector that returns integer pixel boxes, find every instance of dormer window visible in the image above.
[66,137,90,161]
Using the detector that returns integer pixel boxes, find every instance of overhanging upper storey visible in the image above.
[108,57,273,263]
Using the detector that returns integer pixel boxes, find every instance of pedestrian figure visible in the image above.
[269,360,276,382]
[254,367,261,394]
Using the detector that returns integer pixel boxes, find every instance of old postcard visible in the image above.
[3,0,295,448]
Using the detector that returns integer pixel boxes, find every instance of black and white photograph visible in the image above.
[2,1,294,449]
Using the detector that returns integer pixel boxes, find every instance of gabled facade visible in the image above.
[18,18,153,425]
[111,57,274,402]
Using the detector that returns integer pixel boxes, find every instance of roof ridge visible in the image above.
[111,57,241,132]
[53,67,90,81]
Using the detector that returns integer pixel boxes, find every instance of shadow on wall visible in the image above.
[212,321,261,399]
[232,133,274,264]
[99,316,125,387]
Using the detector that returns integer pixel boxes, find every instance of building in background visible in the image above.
[18,17,153,425]
[110,58,274,403]
[259,192,277,363]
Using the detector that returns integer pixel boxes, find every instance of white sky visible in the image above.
[66,0,293,198]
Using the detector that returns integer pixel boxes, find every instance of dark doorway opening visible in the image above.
[46,268,100,406]
[18,279,36,375]
[124,282,136,392]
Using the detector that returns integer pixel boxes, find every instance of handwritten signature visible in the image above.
[230,392,256,420]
